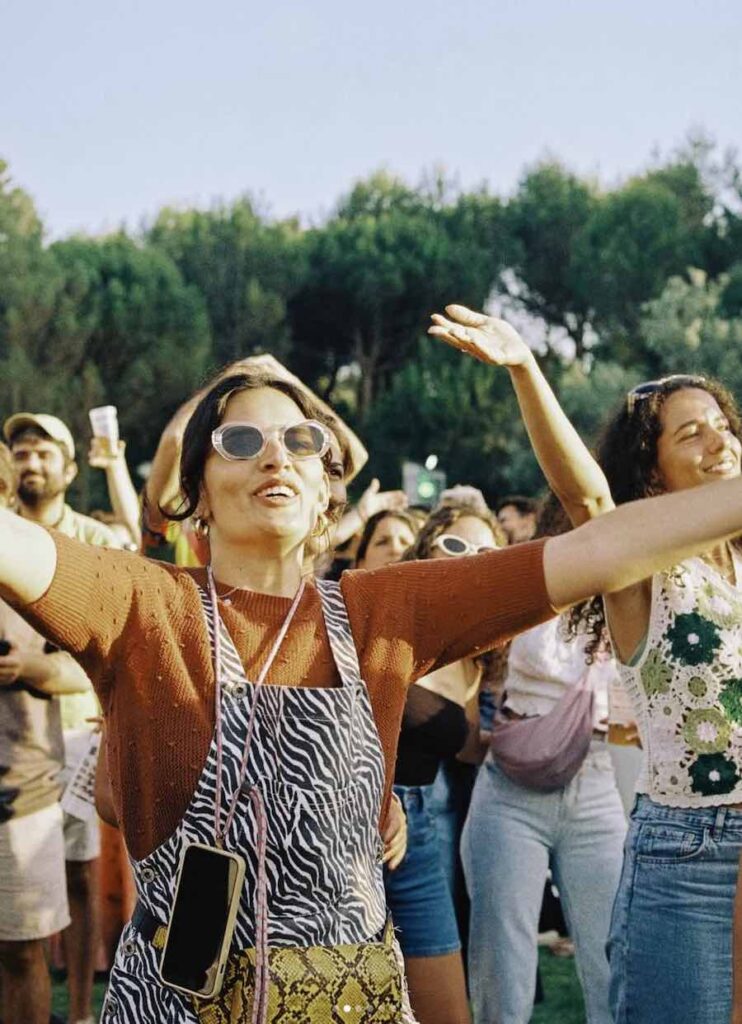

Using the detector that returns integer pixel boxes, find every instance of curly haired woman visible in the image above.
[430,304,742,1024]
[380,502,503,1024]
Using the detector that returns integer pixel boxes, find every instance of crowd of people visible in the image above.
[1,305,742,1024]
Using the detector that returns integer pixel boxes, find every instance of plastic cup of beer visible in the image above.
[88,406,119,457]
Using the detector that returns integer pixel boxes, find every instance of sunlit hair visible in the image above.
[354,510,420,567]
[569,376,742,659]
[597,376,742,505]
[402,502,505,562]
[167,371,336,526]
[0,442,17,507]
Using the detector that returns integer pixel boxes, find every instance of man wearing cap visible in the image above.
[0,439,94,1024]
[3,412,119,1024]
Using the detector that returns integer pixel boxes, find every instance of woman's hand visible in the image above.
[428,305,532,368]
[381,793,408,871]
[88,437,126,470]
[357,479,408,523]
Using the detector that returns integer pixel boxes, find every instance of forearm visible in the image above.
[105,462,142,547]
[344,541,553,674]
[19,651,92,696]
[145,432,182,519]
[334,506,365,547]
[544,475,742,609]
[0,509,57,604]
[509,354,613,524]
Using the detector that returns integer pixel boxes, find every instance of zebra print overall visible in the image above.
[100,578,415,1022]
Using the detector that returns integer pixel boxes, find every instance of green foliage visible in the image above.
[639,268,742,401]
[2,135,742,512]
[506,162,596,355]
[364,340,543,502]
[148,199,305,367]
[571,177,700,357]
[289,171,505,419]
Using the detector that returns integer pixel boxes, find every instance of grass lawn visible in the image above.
[52,948,585,1022]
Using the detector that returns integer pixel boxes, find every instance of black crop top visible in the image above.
[394,684,471,786]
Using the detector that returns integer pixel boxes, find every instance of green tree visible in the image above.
[639,268,742,400]
[505,162,597,359]
[364,340,543,501]
[289,172,505,421]
[571,177,705,363]
[0,231,211,508]
[0,160,60,369]
[148,199,306,367]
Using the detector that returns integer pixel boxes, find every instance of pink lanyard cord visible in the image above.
[207,568,306,845]
[207,570,305,1024]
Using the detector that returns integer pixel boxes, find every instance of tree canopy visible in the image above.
[1,136,741,510]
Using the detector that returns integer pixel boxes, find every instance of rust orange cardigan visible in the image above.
[22,533,551,860]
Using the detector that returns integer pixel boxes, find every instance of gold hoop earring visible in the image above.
[193,516,210,539]
[311,513,327,540]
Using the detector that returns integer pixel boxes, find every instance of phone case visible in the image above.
[158,842,246,1000]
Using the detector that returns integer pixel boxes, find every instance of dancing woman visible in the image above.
[3,367,742,1023]
[383,503,502,1024]
[431,304,742,1024]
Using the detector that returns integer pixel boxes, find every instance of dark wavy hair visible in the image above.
[402,502,505,562]
[167,370,335,524]
[354,509,420,566]
[569,375,742,659]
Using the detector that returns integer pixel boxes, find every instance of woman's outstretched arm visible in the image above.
[0,508,57,605]
[429,305,614,526]
[544,474,742,609]
[346,473,742,679]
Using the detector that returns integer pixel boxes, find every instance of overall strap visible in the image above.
[195,585,246,690]
[315,578,363,688]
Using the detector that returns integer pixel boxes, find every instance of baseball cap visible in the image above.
[3,413,76,461]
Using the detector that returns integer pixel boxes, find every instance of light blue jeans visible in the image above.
[461,742,627,1024]
[608,795,742,1024]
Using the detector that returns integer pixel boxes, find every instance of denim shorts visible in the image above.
[608,795,742,1024]
[383,784,462,958]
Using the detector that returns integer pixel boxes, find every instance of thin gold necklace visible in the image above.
[700,543,736,585]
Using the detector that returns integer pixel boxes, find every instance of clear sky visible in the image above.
[3,0,741,238]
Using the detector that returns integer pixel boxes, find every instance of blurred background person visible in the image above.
[382,502,502,1024]
[462,497,626,1024]
[0,441,92,1024]
[496,494,539,545]
[354,508,419,571]
[3,412,120,1024]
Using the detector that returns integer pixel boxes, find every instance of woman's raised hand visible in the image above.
[428,305,531,368]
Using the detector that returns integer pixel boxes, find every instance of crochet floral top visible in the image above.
[612,553,742,806]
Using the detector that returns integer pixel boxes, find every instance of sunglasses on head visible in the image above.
[626,375,707,415]
[211,420,331,462]
[432,534,497,557]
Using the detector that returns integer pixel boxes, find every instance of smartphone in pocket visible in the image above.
[159,843,246,999]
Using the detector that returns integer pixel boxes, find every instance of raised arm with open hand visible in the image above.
[429,304,532,367]
[429,304,613,526]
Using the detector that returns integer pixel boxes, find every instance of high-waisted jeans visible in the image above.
[608,795,742,1024]
[462,742,627,1024]
[384,784,462,958]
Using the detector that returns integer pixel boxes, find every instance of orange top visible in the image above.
[22,533,551,859]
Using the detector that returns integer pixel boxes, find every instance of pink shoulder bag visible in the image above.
[488,666,596,791]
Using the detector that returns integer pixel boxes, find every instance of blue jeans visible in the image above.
[609,795,742,1024]
[429,760,477,969]
[384,784,462,957]
[462,742,627,1024]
